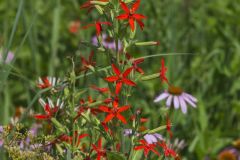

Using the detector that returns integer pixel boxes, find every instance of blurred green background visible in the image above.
[1,0,240,159]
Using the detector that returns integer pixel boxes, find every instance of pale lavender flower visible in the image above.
[92,33,122,51]
[154,86,197,114]
[143,133,163,144]
[123,129,133,136]
[0,126,3,147]
[0,51,14,64]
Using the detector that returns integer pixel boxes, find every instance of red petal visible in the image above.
[111,64,121,75]
[120,1,130,13]
[136,67,144,74]
[44,104,51,114]
[116,14,129,20]
[134,146,145,150]
[99,106,110,112]
[116,114,127,124]
[123,67,133,77]
[105,76,119,82]
[134,58,144,64]
[129,18,135,31]
[133,14,146,19]
[144,149,149,157]
[104,113,115,123]
[115,82,123,94]
[131,0,141,12]
[136,19,144,30]
[98,138,102,147]
[96,23,102,36]
[34,114,49,120]
[100,21,112,26]
[118,105,130,112]
[122,78,136,86]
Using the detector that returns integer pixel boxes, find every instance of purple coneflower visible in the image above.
[154,85,197,114]
[92,33,122,51]
[218,147,240,160]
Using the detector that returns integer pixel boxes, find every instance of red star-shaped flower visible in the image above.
[99,98,130,124]
[80,51,96,73]
[92,138,106,160]
[134,139,160,157]
[116,0,146,31]
[82,21,111,36]
[105,64,136,94]
[159,58,169,84]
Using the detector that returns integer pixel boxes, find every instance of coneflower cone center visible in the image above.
[218,151,236,160]
[168,86,183,95]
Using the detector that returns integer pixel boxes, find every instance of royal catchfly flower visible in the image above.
[82,21,111,36]
[34,98,64,120]
[159,58,169,84]
[69,20,81,34]
[98,98,130,124]
[144,133,163,144]
[105,64,136,94]
[92,33,122,51]
[0,51,14,64]
[154,85,197,114]
[116,0,146,31]
[37,77,60,89]
[80,51,96,73]
[92,137,106,160]
[158,141,176,158]
[134,139,160,157]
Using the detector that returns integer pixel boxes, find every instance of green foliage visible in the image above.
[1,0,240,159]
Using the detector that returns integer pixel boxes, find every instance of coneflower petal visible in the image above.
[166,95,173,107]
[173,96,179,109]
[154,92,169,102]
[179,96,187,114]
[183,94,196,108]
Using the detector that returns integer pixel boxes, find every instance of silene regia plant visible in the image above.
[0,0,198,159]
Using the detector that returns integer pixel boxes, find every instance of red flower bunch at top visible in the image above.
[81,0,109,13]
[98,98,130,124]
[105,64,136,94]
[159,58,169,84]
[91,138,106,160]
[80,51,96,73]
[134,139,161,157]
[82,21,111,36]
[116,0,146,31]
[34,98,63,120]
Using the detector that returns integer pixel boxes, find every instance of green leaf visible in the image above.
[106,151,127,160]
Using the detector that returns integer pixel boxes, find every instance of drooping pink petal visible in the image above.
[179,96,187,114]
[166,95,173,107]
[154,92,169,102]
[173,96,179,109]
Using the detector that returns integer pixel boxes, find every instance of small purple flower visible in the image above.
[0,126,3,147]
[123,129,133,136]
[92,33,122,51]
[0,51,14,64]
[154,85,197,114]
[143,133,163,144]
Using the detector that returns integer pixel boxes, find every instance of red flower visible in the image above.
[69,20,80,34]
[81,0,109,13]
[116,0,146,31]
[80,51,96,73]
[59,132,88,146]
[92,138,106,160]
[132,58,144,74]
[74,96,99,122]
[34,99,59,120]
[158,141,176,158]
[166,116,173,139]
[99,98,130,124]
[159,58,168,84]
[82,21,111,36]
[90,85,109,93]
[134,140,160,157]
[105,64,136,94]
